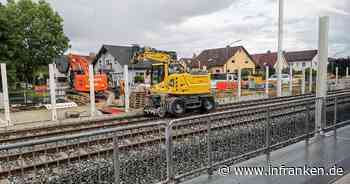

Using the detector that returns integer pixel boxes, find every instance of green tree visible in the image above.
[1,0,69,87]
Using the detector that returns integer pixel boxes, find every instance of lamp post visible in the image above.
[276,0,284,97]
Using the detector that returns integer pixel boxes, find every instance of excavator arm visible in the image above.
[131,45,176,64]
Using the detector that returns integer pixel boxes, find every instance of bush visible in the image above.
[134,75,144,83]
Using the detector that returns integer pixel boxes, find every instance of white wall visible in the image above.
[290,55,318,71]
[95,53,123,74]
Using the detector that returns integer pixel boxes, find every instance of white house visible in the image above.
[285,50,318,71]
[93,45,151,87]
[252,50,318,72]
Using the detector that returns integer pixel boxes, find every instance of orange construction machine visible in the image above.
[68,54,108,92]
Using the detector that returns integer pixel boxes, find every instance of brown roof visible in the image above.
[252,49,318,68]
[251,52,279,68]
[194,46,254,68]
[285,50,317,63]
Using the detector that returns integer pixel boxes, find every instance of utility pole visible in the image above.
[89,65,96,117]
[315,16,329,135]
[277,0,284,97]
[309,61,313,92]
[49,64,57,121]
[265,66,269,97]
[1,64,11,126]
[289,66,293,95]
[124,65,129,112]
[301,66,306,94]
[335,67,338,86]
[238,68,242,101]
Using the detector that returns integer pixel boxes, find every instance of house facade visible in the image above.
[93,45,151,86]
[285,50,318,71]
[190,46,256,74]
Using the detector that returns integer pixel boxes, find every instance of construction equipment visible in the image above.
[131,46,215,117]
[67,54,108,92]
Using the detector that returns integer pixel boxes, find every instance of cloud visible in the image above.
[302,0,350,16]
[2,0,350,58]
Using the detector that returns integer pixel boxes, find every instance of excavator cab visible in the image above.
[151,64,165,85]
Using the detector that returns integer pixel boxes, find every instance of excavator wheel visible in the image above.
[201,97,215,112]
[168,97,185,116]
[157,107,167,118]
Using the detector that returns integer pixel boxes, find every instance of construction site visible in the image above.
[0,0,350,184]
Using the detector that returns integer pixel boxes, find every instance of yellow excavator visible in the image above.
[131,45,215,117]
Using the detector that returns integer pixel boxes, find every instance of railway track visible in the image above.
[1,94,350,179]
[0,89,349,145]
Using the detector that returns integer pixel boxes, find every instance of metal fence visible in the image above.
[0,92,350,184]
[165,92,350,183]
[0,121,167,184]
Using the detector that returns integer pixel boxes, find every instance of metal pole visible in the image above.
[166,125,174,183]
[124,65,129,112]
[335,67,338,86]
[309,63,313,92]
[333,97,337,136]
[238,68,242,101]
[302,66,306,94]
[276,0,284,97]
[265,66,269,97]
[315,16,329,135]
[89,64,95,117]
[346,67,349,78]
[113,136,120,184]
[49,64,57,121]
[306,104,310,142]
[1,64,11,126]
[265,106,271,154]
[207,120,213,177]
[289,66,293,96]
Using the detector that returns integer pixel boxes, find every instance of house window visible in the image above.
[106,59,110,65]
[227,69,230,73]
[232,60,235,64]
[216,69,220,73]
[245,61,249,64]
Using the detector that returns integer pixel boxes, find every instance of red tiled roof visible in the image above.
[251,52,278,68]
[194,46,255,68]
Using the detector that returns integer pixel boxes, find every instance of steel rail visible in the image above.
[1,90,346,144]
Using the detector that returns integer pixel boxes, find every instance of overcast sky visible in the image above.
[2,0,349,58]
